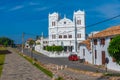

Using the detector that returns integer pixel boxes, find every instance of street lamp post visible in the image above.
[22,32,24,53]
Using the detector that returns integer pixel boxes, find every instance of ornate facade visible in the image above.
[48,10,86,52]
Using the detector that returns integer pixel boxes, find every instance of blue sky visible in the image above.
[0,0,120,43]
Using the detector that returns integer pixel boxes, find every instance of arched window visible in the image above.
[77,34,81,38]
[59,35,62,38]
[77,20,81,25]
[94,39,97,45]
[100,38,105,45]
[52,22,55,26]
[52,34,56,39]
[68,35,72,38]
[64,35,67,38]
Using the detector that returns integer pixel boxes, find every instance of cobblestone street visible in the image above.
[0,49,51,80]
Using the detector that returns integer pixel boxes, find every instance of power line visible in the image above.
[49,14,120,36]
[86,14,120,27]
[23,14,120,38]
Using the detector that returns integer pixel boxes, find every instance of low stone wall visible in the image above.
[44,63,120,80]
[45,63,77,80]
[35,45,70,57]
[44,63,103,80]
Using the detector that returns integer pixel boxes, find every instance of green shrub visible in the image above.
[46,46,63,53]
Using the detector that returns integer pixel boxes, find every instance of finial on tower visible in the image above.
[64,14,66,18]
[41,32,43,37]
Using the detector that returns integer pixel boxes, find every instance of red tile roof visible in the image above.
[80,25,120,50]
[80,39,91,50]
[27,38,33,41]
[89,25,120,39]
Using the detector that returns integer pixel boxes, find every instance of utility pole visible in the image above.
[74,16,77,53]
[22,32,24,53]
[41,32,43,50]
[92,33,94,64]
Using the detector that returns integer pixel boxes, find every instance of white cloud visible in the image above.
[35,7,49,11]
[9,5,24,11]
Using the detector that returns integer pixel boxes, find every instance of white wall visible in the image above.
[79,44,92,64]
[105,38,120,71]
[93,37,120,71]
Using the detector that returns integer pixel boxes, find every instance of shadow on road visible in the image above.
[96,76,110,80]
[0,50,12,54]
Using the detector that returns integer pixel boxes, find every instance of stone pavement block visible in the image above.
[0,49,51,80]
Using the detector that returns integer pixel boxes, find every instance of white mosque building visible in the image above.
[48,10,86,52]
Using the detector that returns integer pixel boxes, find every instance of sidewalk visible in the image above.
[0,48,51,80]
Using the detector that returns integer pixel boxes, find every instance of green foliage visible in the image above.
[28,40,35,46]
[0,37,14,47]
[36,42,40,45]
[45,46,63,53]
[104,73,120,77]
[0,47,6,77]
[0,54,5,77]
[108,35,120,65]
[34,63,53,78]
[55,77,64,80]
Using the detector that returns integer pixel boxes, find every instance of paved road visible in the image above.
[22,49,108,73]
[0,48,51,80]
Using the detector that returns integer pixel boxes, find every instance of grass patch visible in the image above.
[55,77,64,80]
[104,73,120,77]
[0,47,6,50]
[0,47,6,77]
[34,62,53,77]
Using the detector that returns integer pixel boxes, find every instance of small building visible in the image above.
[25,38,34,48]
[35,37,49,50]
[42,38,49,49]
[79,39,92,64]
[35,39,41,45]
[79,31,99,64]
[79,25,120,71]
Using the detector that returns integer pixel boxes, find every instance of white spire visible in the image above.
[64,14,66,18]
[41,32,43,37]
